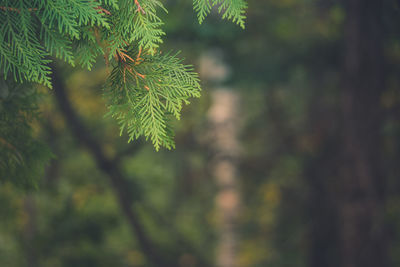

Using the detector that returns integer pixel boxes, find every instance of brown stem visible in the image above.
[0,6,37,13]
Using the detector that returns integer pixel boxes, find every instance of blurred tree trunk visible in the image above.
[201,50,241,267]
[338,0,387,266]
[209,89,241,267]
[302,79,340,267]
[22,195,38,267]
[305,139,340,267]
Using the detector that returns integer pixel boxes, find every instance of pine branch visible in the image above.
[0,0,247,151]
[193,0,212,24]
[104,48,201,151]
[0,79,52,188]
[193,0,247,28]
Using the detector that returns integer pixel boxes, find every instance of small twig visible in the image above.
[0,6,37,13]
[117,49,136,63]
[134,0,146,14]
[94,6,111,15]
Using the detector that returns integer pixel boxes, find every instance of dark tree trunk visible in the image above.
[305,144,340,267]
[23,195,38,267]
[305,85,341,267]
[338,0,387,266]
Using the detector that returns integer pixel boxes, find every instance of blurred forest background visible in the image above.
[2,0,400,266]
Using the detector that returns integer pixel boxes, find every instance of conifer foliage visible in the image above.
[0,0,246,184]
[193,0,247,28]
[0,79,52,187]
[105,48,201,150]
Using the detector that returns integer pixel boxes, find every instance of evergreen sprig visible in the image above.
[104,48,201,151]
[193,0,247,28]
[0,79,52,188]
[0,0,247,152]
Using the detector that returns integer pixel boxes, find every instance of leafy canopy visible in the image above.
[0,0,246,151]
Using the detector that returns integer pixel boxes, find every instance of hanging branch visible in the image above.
[50,65,170,267]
